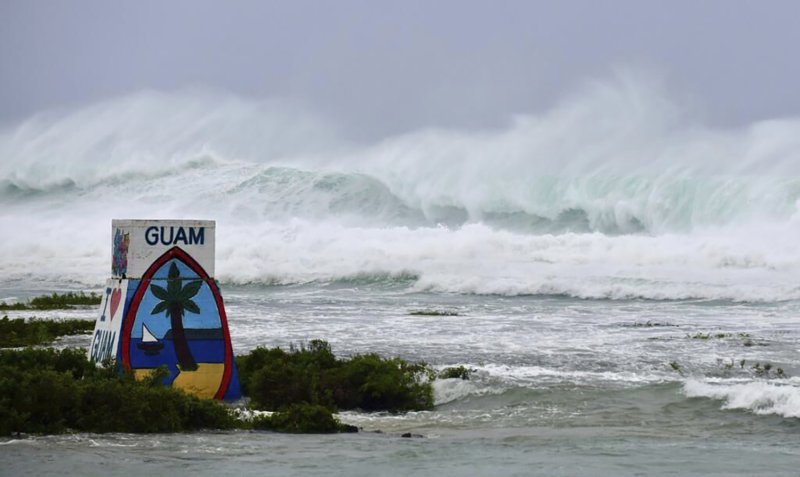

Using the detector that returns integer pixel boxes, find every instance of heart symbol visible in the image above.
[109,288,122,321]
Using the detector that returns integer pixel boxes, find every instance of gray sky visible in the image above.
[1,0,799,139]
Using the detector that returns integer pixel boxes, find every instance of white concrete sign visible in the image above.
[88,279,128,364]
[111,219,216,279]
[91,218,241,400]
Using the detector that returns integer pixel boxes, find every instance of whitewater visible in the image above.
[2,75,800,476]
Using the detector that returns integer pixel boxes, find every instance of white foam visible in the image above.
[2,74,800,300]
[3,72,800,232]
[477,363,665,386]
[0,89,345,191]
[433,378,483,405]
[1,214,799,301]
[683,379,800,418]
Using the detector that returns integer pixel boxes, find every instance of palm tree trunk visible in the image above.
[170,304,197,371]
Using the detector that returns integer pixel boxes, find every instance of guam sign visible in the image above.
[89,220,241,401]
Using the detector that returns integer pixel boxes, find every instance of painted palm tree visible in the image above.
[150,262,203,371]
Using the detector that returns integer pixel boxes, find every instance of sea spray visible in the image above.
[2,75,800,231]
[1,74,800,299]
[0,89,345,191]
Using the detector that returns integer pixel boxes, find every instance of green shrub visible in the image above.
[0,292,101,311]
[0,316,95,347]
[0,346,100,379]
[0,348,239,436]
[438,366,472,380]
[0,341,431,436]
[237,340,434,413]
[30,292,101,308]
[322,354,432,411]
[252,403,357,433]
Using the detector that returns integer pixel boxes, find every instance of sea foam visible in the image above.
[683,379,800,419]
[1,73,800,300]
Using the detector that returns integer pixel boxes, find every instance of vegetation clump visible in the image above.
[1,337,435,436]
[674,357,790,380]
[0,317,95,348]
[251,403,357,434]
[0,347,363,436]
[236,340,434,413]
[749,361,787,378]
[626,321,678,328]
[0,292,101,311]
[0,348,239,436]
[669,360,684,376]
[408,310,459,316]
[687,332,751,341]
[438,365,472,380]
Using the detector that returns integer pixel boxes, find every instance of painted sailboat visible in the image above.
[137,323,164,355]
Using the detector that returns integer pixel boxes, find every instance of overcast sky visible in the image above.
[1,0,799,139]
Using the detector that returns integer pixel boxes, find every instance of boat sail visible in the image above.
[137,323,164,355]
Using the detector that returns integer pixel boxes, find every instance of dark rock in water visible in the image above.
[401,432,424,438]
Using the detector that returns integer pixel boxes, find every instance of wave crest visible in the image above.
[2,73,800,298]
[683,379,800,419]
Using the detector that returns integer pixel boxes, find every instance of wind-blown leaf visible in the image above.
[184,300,200,314]
[150,284,170,300]
[180,281,203,300]
[151,301,169,315]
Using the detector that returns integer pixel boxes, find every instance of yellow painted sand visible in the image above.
[172,363,225,399]
[133,363,225,399]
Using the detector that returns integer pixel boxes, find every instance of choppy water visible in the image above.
[3,287,800,476]
[2,76,800,475]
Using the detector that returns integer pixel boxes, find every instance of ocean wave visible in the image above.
[1,74,800,234]
[2,75,800,298]
[432,378,485,406]
[683,379,800,419]
[476,363,667,386]
[220,270,421,288]
[1,216,799,301]
[212,221,800,301]
[7,158,799,235]
[0,89,345,192]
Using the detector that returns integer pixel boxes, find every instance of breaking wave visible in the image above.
[1,71,800,300]
[683,379,800,419]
